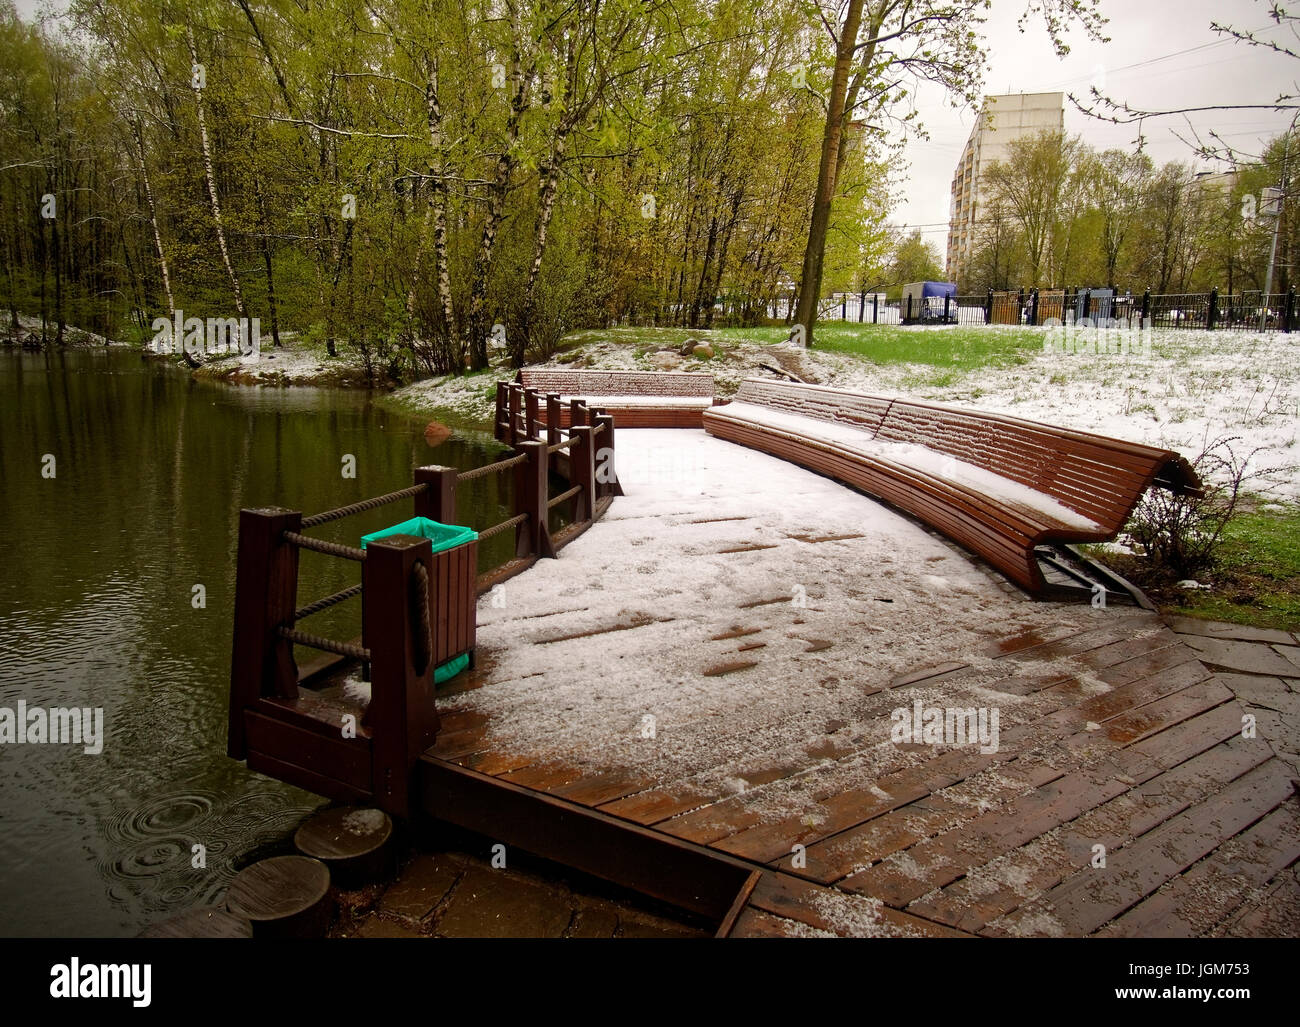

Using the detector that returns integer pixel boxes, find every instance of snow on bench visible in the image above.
[516,370,716,428]
[704,378,1201,593]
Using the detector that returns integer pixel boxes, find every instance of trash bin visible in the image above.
[361,516,478,682]
[360,516,477,553]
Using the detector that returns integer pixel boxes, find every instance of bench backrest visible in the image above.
[729,379,1199,534]
[732,379,893,435]
[518,369,714,398]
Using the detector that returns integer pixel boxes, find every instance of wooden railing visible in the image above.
[227,383,619,816]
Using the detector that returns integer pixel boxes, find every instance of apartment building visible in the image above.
[946,92,1064,287]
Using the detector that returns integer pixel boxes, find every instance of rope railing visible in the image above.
[294,583,362,622]
[300,483,428,529]
[283,531,367,562]
[478,511,527,542]
[547,435,578,454]
[278,626,371,661]
[458,452,527,483]
[547,485,580,509]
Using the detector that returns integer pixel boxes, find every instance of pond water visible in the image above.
[0,348,513,936]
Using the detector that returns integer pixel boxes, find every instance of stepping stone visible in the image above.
[1164,616,1295,646]
[1216,673,1293,707]
[137,907,253,938]
[379,853,461,921]
[295,806,395,889]
[1180,636,1300,678]
[225,855,332,938]
[435,866,574,938]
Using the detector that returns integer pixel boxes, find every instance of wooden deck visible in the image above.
[416,613,1299,936]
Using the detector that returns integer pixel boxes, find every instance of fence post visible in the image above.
[1081,289,1091,323]
[1286,289,1295,333]
[592,412,623,499]
[494,383,507,442]
[513,439,555,559]
[1207,287,1218,330]
[943,294,951,324]
[569,424,597,522]
[546,393,561,447]
[508,384,522,447]
[362,534,439,819]
[414,465,457,524]
[984,289,993,325]
[873,294,879,323]
[569,398,587,428]
[228,507,302,759]
[905,294,912,323]
[1028,288,1040,326]
[524,388,540,440]
[1141,289,1151,326]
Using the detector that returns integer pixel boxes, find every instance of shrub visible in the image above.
[1124,435,1290,577]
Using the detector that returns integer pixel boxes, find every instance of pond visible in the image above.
[0,348,512,936]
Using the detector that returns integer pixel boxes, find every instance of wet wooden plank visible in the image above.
[1096,799,1300,937]
[910,731,1270,932]
[985,758,1296,937]
[746,871,974,938]
[841,696,1252,906]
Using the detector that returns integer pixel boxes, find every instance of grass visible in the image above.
[1165,507,1300,631]
[1099,503,1300,632]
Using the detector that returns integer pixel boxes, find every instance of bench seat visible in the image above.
[517,370,716,428]
[704,380,1199,593]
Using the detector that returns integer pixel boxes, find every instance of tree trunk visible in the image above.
[793,0,865,345]
[186,26,246,326]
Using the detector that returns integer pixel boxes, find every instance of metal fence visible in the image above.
[811,287,1300,332]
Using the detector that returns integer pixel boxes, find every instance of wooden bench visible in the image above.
[516,369,716,428]
[703,378,1201,593]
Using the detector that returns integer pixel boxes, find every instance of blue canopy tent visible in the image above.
[900,281,957,325]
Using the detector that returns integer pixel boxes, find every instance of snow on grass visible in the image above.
[443,429,1150,800]
[392,325,1299,499]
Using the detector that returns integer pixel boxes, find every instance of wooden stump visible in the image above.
[138,907,253,938]
[294,806,395,889]
[225,855,332,938]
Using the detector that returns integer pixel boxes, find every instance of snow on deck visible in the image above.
[447,429,1146,798]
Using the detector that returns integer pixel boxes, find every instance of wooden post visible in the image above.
[569,398,587,428]
[873,294,879,323]
[414,465,457,524]
[905,294,912,323]
[593,412,623,499]
[513,440,555,558]
[524,388,539,440]
[569,424,597,522]
[228,507,301,759]
[943,293,950,324]
[494,383,507,442]
[508,384,522,447]
[362,535,439,819]
[546,393,561,447]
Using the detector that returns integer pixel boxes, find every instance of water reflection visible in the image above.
[0,348,507,935]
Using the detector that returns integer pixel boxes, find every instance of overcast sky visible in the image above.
[894,0,1298,250]
[14,0,1298,253]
